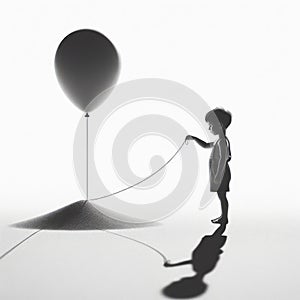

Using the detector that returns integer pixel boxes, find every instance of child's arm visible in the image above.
[214,139,229,183]
[186,135,213,148]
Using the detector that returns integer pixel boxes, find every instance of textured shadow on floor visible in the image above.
[12,200,157,230]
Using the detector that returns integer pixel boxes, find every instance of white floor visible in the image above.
[0,202,299,300]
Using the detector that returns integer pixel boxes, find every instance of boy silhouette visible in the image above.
[186,108,232,224]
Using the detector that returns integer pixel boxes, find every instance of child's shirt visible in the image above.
[209,137,231,175]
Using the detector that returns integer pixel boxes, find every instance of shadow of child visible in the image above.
[162,224,227,298]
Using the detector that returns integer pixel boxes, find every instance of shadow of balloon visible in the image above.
[12,200,156,231]
[162,224,227,298]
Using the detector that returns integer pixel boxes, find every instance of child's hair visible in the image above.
[205,108,232,130]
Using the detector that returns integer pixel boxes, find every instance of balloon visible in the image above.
[55,29,120,113]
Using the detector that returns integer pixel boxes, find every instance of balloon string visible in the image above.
[89,139,187,201]
[103,230,168,264]
[0,226,168,265]
[0,139,189,262]
[0,229,42,260]
[85,113,89,202]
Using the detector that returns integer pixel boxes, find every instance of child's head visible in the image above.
[205,108,232,135]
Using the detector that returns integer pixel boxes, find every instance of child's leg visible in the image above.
[217,191,228,222]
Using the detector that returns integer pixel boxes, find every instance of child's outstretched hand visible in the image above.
[185,135,194,145]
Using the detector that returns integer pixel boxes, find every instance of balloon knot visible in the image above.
[85,113,90,117]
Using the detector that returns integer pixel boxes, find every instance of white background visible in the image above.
[0,0,299,223]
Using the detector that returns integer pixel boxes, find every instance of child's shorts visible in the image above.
[210,164,231,192]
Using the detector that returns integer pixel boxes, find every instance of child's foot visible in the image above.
[211,216,228,224]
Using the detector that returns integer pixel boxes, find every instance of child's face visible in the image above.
[208,122,221,135]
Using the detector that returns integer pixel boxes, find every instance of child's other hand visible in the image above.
[214,176,221,184]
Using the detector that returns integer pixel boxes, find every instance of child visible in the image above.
[186,108,232,224]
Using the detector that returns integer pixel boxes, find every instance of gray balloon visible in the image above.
[55,29,120,112]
